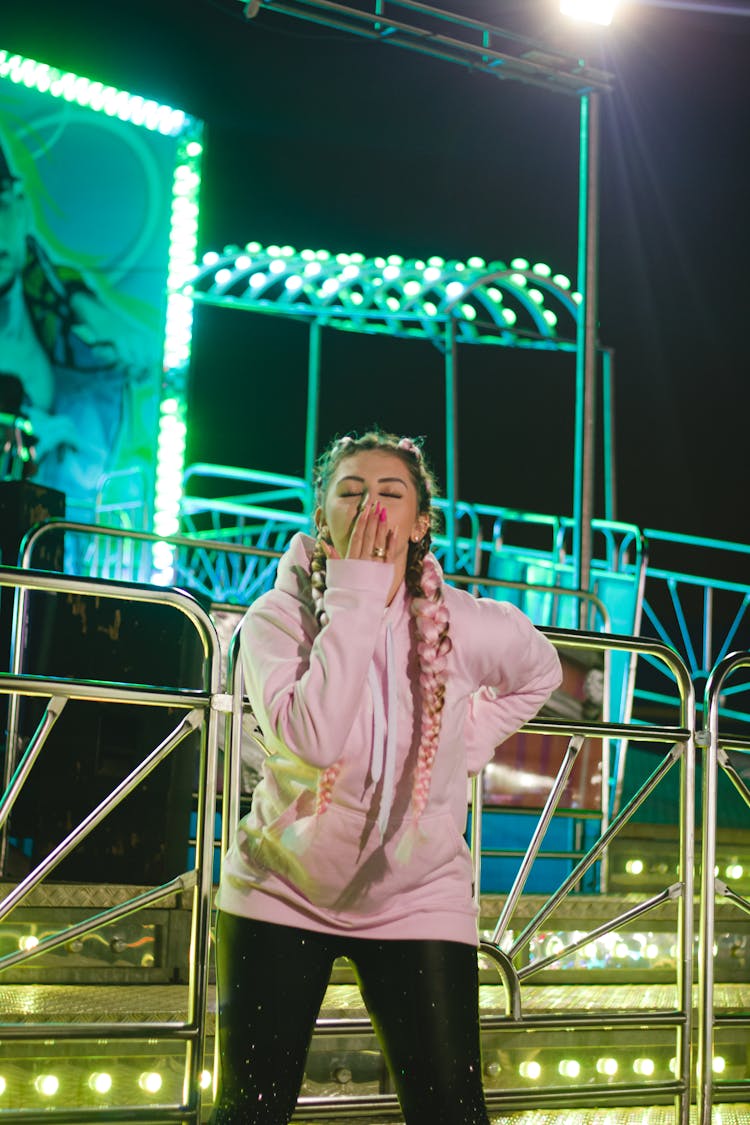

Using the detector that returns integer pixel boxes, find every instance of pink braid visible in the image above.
[316,761,342,815]
[409,553,451,820]
[310,535,342,813]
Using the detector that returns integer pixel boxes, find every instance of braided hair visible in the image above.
[310,429,451,822]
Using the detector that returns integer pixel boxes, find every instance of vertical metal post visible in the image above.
[444,317,459,573]
[304,321,322,511]
[572,92,601,624]
[601,347,616,522]
[697,697,720,1125]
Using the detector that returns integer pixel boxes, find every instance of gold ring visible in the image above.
[372,547,386,558]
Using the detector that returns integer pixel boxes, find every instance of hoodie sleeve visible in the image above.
[241,556,393,769]
[456,596,563,776]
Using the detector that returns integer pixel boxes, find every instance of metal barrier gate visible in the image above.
[223,621,699,1123]
[0,567,223,1124]
[699,652,750,1123]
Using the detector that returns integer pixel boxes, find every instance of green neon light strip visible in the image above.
[187,243,581,350]
[0,51,189,135]
[0,49,203,580]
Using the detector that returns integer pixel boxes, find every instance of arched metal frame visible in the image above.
[189,0,614,589]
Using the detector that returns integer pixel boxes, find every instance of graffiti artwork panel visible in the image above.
[0,72,177,526]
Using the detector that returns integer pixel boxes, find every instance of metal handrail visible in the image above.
[222,622,696,1122]
[699,650,750,1125]
[0,568,224,1125]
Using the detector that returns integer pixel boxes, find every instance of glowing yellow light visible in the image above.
[712,1056,726,1074]
[519,1061,542,1079]
[0,1076,6,1095]
[596,1057,618,1076]
[625,858,644,875]
[558,1059,581,1078]
[645,943,659,959]
[19,934,39,952]
[199,1070,212,1089]
[633,1057,655,1077]
[726,864,744,879]
[138,1072,163,1094]
[89,1072,113,1094]
[35,1075,59,1096]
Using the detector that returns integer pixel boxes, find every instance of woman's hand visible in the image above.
[321,499,396,563]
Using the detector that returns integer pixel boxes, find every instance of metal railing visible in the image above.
[0,567,223,1124]
[1,541,747,1120]
[220,622,698,1122]
[698,652,750,1124]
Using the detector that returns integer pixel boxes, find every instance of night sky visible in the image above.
[4,0,749,552]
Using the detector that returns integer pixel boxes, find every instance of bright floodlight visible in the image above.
[560,0,617,24]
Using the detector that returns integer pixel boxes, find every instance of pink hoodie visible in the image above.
[217,533,562,945]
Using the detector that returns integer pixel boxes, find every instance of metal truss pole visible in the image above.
[305,321,322,510]
[444,316,458,572]
[573,91,601,622]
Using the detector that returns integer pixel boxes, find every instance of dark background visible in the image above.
[3,0,749,545]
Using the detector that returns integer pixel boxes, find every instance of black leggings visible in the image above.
[210,912,490,1125]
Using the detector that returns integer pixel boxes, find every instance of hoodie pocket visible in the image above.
[254,802,465,914]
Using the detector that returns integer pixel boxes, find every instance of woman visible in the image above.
[211,430,562,1125]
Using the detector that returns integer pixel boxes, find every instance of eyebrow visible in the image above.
[337,475,407,486]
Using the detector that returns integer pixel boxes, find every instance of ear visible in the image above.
[314,506,326,535]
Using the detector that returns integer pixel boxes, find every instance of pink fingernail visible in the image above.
[379,508,387,522]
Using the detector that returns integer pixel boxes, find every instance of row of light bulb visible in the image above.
[625,858,745,879]
[0,1070,213,1098]
[514,1055,727,1081]
[3,1055,731,1098]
